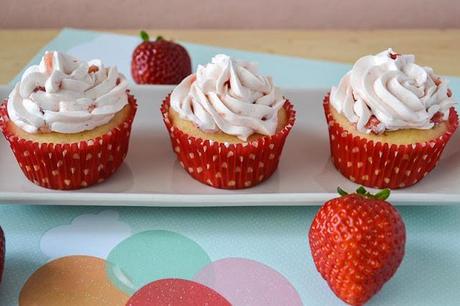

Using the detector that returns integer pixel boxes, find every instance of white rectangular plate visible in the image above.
[1,85,459,206]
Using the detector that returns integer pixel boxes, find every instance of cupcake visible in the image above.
[325,48,458,189]
[0,51,137,190]
[161,54,295,189]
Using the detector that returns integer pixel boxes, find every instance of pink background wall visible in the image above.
[1,0,459,29]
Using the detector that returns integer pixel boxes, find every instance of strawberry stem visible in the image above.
[156,35,164,41]
[140,30,150,42]
[337,186,391,200]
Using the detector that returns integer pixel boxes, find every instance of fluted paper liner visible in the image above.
[324,94,458,189]
[161,95,296,189]
[0,94,137,190]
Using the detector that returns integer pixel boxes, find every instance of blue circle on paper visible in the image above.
[106,230,211,294]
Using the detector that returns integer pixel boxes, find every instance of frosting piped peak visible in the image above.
[8,51,129,134]
[330,48,456,134]
[170,54,285,141]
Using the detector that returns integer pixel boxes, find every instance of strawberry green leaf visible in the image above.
[374,189,391,201]
[140,30,150,42]
[356,186,367,195]
[337,187,348,197]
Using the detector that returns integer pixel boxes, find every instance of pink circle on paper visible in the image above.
[193,258,303,306]
[126,278,231,306]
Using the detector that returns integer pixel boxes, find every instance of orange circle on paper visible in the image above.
[19,255,128,306]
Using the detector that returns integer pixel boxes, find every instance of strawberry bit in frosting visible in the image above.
[330,48,456,134]
[88,65,99,74]
[430,112,444,124]
[364,116,383,133]
[33,86,46,93]
[7,51,129,134]
[389,51,400,60]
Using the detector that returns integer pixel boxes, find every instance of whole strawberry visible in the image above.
[309,187,406,305]
[131,31,192,85]
[0,226,4,283]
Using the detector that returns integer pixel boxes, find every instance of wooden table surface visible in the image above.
[1,29,459,84]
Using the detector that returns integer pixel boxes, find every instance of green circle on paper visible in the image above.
[106,230,211,294]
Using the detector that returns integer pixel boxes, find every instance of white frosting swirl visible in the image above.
[170,54,285,141]
[331,49,456,134]
[8,51,129,134]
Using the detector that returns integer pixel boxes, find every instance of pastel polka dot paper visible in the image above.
[3,203,460,306]
[16,212,305,306]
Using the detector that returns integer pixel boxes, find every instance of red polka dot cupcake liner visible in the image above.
[0,94,137,190]
[161,95,296,189]
[324,94,458,189]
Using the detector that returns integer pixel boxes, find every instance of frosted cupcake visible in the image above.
[0,51,137,189]
[161,54,295,189]
[325,49,458,189]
